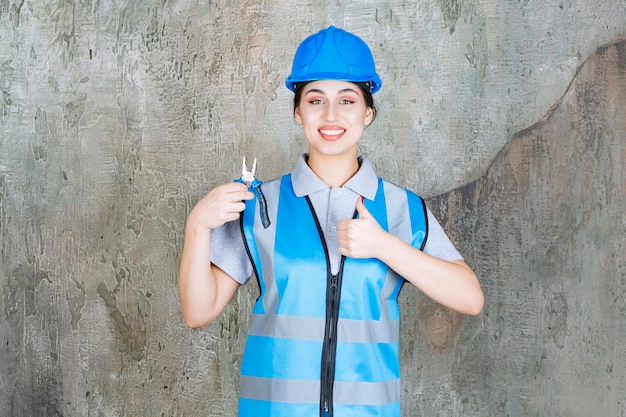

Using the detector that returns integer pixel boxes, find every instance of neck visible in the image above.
[307,151,360,187]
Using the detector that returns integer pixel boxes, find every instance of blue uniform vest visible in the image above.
[238,174,428,417]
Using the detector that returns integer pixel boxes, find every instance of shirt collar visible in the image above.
[291,154,378,199]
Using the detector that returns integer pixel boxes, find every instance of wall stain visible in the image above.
[66,275,85,331]
[2,259,64,416]
[422,304,462,350]
[3,271,22,328]
[0,59,15,123]
[8,0,24,28]
[375,6,393,24]
[5,261,51,319]
[96,281,147,361]
[441,0,461,35]
[63,95,87,128]
[33,107,49,162]
[546,292,568,349]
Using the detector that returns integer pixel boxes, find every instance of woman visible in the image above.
[179,26,484,417]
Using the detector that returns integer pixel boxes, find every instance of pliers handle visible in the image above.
[235,157,270,229]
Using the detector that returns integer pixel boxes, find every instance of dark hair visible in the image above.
[293,81,377,124]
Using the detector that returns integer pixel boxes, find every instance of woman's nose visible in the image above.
[324,102,339,121]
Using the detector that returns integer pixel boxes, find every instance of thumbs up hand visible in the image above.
[336,196,387,259]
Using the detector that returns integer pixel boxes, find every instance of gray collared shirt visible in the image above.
[210,154,461,284]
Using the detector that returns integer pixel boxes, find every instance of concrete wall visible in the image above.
[1,1,625,415]
[408,39,626,416]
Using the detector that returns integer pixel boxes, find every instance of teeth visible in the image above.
[320,129,344,135]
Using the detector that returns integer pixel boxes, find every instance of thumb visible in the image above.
[356,196,373,219]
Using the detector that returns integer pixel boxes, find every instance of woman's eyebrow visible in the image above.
[304,88,325,95]
[304,88,360,95]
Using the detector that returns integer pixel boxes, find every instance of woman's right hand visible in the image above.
[187,182,255,231]
[179,182,253,328]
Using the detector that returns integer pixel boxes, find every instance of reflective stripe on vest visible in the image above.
[239,174,428,417]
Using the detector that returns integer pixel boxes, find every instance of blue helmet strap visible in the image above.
[357,81,372,93]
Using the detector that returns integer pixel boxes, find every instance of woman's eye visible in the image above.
[340,99,355,104]
[308,99,324,105]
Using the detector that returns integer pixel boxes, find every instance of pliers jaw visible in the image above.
[234,156,271,229]
[239,156,257,185]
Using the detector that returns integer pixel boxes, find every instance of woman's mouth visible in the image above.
[319,126,346,140]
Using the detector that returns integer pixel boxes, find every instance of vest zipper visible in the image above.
[306,197,356,417]
[320,271,341,417]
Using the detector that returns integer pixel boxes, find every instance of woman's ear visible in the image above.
[294,107,302,125]
[364,107,374,126]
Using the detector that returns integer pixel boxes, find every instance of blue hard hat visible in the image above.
[285,26,382,94]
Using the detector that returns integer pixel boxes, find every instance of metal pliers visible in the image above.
[235,157,270,228]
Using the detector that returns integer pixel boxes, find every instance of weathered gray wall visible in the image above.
[1,1,625,416]
[407,40,626,416]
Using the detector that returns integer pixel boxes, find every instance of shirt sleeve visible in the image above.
[209,218,254,285]
[422,208,464,262]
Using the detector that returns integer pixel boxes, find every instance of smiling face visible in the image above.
[294,80,374,161]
